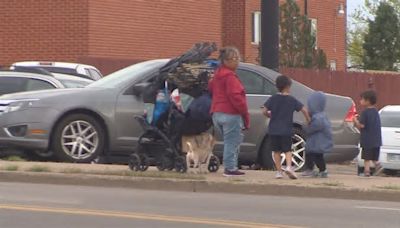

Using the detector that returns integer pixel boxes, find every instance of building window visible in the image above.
[252,11,261,44]
[310,18,318,49]
[330,60,337,71]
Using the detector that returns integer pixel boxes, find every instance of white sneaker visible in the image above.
[275,171,284,179]
[284,167,298,180]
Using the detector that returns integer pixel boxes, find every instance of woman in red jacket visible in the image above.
[209,47,250,177]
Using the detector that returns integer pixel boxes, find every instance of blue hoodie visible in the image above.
[305,92,333,154]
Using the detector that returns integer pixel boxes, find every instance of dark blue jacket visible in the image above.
[305,92,333,154]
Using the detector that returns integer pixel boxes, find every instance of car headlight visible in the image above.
[2,99,39,114]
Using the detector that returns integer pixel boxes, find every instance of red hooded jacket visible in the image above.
[208,66,250,129]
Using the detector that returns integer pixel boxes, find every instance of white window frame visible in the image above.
[252,11,261,44]
[310,18,318,49]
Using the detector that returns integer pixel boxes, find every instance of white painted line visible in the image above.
[356,206,400,212]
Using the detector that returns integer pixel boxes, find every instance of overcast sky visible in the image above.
[347,0,363,17]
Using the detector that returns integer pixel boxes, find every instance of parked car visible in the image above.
[357,105,400,175]
[0,59,360,169]
[0,69,94,96]
[11,61,103,81]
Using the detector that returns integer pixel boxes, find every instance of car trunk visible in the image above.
[382,128,400,148]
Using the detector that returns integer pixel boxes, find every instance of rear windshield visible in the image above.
[59,79,91,88]
[31,66,77,75]
[380,111,400,128]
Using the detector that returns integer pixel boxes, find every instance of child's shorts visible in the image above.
[270,135,292,152]
[361,147,380,161]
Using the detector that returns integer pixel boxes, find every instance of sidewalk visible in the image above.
[1,160,399,202]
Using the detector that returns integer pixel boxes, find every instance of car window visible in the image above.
[88,69,102,80]
[25,79,56,91]
[60,79,91,88]
[380,111,400,128]
[0,77,27,95]
[237,69,277,95]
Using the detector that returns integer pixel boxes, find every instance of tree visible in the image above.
[348,0,400,69]
[363,2,400,71]
[279,0,327,69]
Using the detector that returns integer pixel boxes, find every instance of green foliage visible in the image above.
[279,0,327,69]
[348,0,400,69]
[363,2,400,71]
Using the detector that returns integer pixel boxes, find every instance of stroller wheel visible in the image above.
[174,156,187,173]
[139,154,150,171]
[157,156,174,171]
[128,153,141,171]
[208,155,220,173]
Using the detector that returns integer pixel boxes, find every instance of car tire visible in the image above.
[268,128,307,172]
[259,137,275,170]
[23,150,54,161]
[51,114,105,163]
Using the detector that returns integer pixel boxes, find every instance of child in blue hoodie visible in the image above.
[302,91,333,178]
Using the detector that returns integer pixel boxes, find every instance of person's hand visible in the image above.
[353,114,359,123]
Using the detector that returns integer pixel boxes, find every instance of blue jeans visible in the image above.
[212,112,243,171]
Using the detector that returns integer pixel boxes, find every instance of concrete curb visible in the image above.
[1,171,399,202]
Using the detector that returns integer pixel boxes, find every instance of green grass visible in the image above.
[27,165,50,172]
[61,168,84,174]
[1,165,19,171]
[2,156,26,162]
[84,169,206,180]
[377,185,400,191]
[316,181,345,187]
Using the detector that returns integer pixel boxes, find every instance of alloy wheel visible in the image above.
[61,120,99,160]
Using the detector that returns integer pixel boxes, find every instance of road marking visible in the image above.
[356,206,400,212]
[0,204,302,228]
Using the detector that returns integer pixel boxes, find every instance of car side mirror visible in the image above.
[132,82,151,97]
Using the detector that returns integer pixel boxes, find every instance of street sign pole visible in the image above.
[260,0,279,71]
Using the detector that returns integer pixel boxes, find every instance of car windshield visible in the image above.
[380,111,400,128]
[87,60,166,88]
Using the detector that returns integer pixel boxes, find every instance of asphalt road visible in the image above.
[0,182,400,228]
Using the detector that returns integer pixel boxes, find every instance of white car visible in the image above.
[11,61,103,81]
[357,105,400,175]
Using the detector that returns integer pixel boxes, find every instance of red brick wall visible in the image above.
[0,0,89,66]
[236,0,347,71]
[87,0,222,60]
[222,0,246,53]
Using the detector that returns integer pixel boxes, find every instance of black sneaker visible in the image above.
[223,169,245,177]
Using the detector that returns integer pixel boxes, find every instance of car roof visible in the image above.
[381,105,400,112]
[12,61,98,70]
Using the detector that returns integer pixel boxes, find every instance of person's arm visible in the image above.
[306,116,324,135]
[226,75,250,129]
[353,114,365,130]
[262,107,271,118]
[301,107,311,124]
[208,78,214,95]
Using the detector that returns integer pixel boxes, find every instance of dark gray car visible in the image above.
[0,59,359,170]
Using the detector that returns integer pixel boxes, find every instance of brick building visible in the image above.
[0,0,346,74]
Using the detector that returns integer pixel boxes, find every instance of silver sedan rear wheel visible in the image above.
[61,120,99,160]
[272,131,306,171]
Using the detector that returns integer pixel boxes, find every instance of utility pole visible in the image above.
[260,0,279,71]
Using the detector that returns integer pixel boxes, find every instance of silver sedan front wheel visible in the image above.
[61,120,99,160]
[52,114,105,163]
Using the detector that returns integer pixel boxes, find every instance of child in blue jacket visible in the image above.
[302,91,333,178]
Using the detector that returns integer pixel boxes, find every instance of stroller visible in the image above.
[128,42,220,173]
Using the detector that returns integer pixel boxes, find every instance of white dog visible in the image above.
[182,133,215,174]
